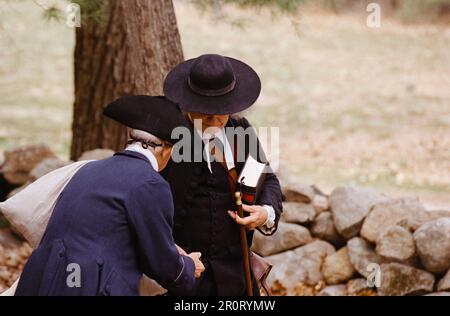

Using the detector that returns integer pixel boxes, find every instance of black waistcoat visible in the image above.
[170,159,253,295]
[173,160,239,256]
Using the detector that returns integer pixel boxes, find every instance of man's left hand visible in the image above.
[227,204,268,230]
[175,244,187,256]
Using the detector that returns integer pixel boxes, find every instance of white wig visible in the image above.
[129,129,163,150]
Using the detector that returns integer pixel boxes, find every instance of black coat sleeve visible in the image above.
[124,178,196,295]
[238,117,283,236]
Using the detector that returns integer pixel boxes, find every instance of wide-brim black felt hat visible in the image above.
[163,54,261,115]
[103,95,190,144]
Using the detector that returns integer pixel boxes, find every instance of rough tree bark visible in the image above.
[71,0,184,160]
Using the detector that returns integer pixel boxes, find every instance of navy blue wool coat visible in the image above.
[15,150,195,296]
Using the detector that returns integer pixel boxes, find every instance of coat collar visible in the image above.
[114,150,153,166]
[125,143,159,171]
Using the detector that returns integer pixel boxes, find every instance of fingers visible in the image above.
[227,210,259,229]
[227,210,237,221]
[195,268,204,278]
[190,252,201,260]
[228,210,243,223]
[245,216,261,230]
[238,214,259,226]
[188,252,205,278]
[242,204,257,213]
[195,262,205,278]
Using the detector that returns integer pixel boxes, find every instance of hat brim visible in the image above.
[103,95,191,145]
[163,57,261,115]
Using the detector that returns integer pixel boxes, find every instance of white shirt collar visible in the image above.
[196,127,235,173]
[125,143,159,171]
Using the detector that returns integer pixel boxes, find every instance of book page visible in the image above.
[238,155,266,188]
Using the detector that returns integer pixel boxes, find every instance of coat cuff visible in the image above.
[258,205,276,234]
[168,255,196,295]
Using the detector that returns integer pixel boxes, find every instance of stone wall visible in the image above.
[252,176,450,296]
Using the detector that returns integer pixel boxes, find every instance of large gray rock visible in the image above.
[266,240,335,294]
[437,269,450,292]
[310,211,345,247]
[347,278,372,295]
[330,186,390,239]
[0,213,8,229]
[426,209,450,221]
[378,263,435,296]
[375,225,415,262]
[414,218,450,273]
[317,285,347,296]
[78,149,114,161]
[347,237,383,278]
[29,158,70,181]
[252,222,312,256]
[6,158,71,199]
[0,228,22,249]
[281,180,315,204]
[322,247,355,285]
[0,144,56,185]
[361,198,430,243]
[281,202,316,224]
[312,194,329,214]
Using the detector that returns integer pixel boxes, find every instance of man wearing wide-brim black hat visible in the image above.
[163,54,283,296]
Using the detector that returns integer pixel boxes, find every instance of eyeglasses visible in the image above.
[127,139,172,150]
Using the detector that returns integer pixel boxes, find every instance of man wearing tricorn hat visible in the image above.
[14,96,204,296]
[163,54,283,296]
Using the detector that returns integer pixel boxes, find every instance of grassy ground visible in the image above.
[0,1,449,207]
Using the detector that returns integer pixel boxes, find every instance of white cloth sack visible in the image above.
[0,160,91,296]
[0,160,93,248]
[1,279,19,296]
[0,159,166,296]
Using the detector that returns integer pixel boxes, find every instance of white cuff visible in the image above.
[259,205,276,234]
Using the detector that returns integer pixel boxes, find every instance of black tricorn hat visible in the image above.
[103,95,190,144]
[163,54,261,115]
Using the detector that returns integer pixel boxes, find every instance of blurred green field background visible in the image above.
[0,0,449,207]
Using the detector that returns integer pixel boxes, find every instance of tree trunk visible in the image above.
[70,0,183,160]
